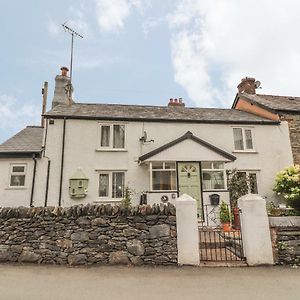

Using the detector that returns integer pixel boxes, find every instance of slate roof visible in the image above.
[0,126,44,157]
[236,93,300,113]
[44,103,278,124]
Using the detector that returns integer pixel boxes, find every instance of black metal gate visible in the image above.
[198,204,246,262]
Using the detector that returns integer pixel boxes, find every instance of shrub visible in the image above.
[121,186,132,208]
[274,165,300,212]
[219,201,231,223]
[227,169,250,208]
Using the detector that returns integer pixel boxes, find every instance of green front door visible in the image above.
[178,162,202,218]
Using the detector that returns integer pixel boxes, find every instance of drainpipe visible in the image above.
[30,154,37,207]
[44,159,51,207]
[58,118,66,206]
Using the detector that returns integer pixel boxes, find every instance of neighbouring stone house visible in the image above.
[232,77,300,164]
[0,68,294,215]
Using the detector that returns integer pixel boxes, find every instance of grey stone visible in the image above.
[56,239,73,249]
[109,251,130,265]
[149,224,170,239]
[91,218,108,226]
[67,254,87,265]
[71,231,90,241]
[126,239,145,256]
[130,256,144,265]
[76,217,91,226]
[0,251,11,262]
[18,251,41,263]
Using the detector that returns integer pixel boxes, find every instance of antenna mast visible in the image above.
[62,22,84,85]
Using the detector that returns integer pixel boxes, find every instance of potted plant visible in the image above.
[219,201,231,232]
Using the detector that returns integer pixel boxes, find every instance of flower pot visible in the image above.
[222,222,231,232]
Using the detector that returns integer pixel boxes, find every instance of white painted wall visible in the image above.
[0,117,293,207]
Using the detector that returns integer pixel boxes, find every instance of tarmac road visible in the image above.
[0,265,299,300]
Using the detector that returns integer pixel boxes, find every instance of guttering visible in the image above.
[30,154,37,207]
[58,118,66,206]
[0,151,42,158]
[43,115,279,125]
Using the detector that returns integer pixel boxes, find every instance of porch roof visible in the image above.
[139,131,236,162]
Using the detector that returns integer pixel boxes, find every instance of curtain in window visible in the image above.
[113,125,125,148]
[233,128,244,150]
[152,170,176,190]
[112,172,124,198]
[202,171,225,190]
[101,126,110,147]
[99,174,109,197]
[245,129,253,149]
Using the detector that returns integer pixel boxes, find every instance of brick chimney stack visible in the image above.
[168,97,185,107]
[237,77,256,94]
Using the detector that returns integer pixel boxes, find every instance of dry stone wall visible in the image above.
[0,204,177,266]
[269,216,300,266]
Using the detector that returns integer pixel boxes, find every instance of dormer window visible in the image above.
[99,123,125,150]
[233,127,254,151]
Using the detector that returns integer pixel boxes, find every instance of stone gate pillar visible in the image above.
[176,194,200,266]
[238,194,274,266]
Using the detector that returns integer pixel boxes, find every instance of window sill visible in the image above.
[95,149,127,152]
[203,189,228,192]
[232,150,258,154]
[147,190,178,193]
[94,199,122,203]
[5,187,27,190]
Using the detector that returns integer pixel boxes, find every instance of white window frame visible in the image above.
[149,162,177,192]
[98,122,126,151]
[9,163,27,188]
[97,171,125,201]
[232,127,255,152]
[201,161,227,191]
[236,170,259,194]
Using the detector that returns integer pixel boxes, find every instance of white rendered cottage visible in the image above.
[0,68,294,213]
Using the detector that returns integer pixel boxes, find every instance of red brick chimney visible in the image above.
[237,77,256,94]
[168,97,185,107]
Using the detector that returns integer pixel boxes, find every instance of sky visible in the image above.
[1,0,300,143]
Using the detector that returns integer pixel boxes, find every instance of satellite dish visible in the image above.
[255,80,261,89]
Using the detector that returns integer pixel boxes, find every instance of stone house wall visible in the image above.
[0,204,177,266]
[269,216,300,266]
[281,114,300,165]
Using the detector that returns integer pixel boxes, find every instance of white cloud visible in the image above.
[94,0,147,32]
[0,95,40,134]
[47,19,60,37]
[168,0,300,107]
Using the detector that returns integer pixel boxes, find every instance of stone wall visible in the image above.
[0,204,177,266]
[281,113,300,165]
[269,216,300,266]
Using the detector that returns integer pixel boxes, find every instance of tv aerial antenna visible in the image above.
[62,21,84,85]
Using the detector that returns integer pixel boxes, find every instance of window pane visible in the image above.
[245,129,253,149]
[10,175,25,186]
[113,125,125,148]
[101,126,110,147]
[202,171,225,190]
[12,166,25,173]
[212,162,224,169]
[233,128,244,150]
[165,162,176,169]
[249,173,258,193]
[201,162,212,169]
[152,170,176,190]
[99,174,109,197]
[112,172,124,198]
[152,162,164,169]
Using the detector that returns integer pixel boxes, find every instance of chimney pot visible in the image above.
[168,97,185,107]
[60,66,69,77]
